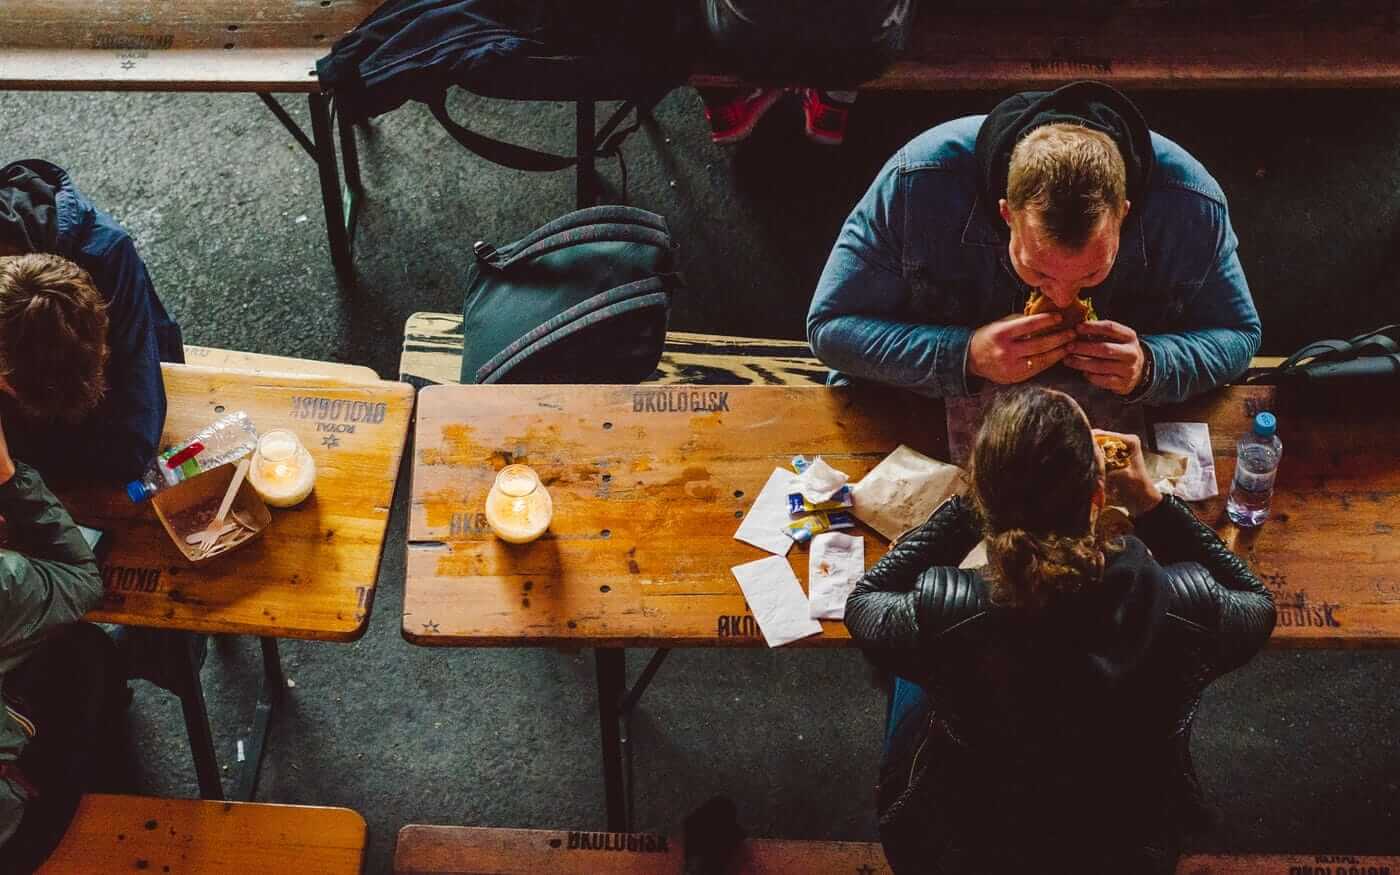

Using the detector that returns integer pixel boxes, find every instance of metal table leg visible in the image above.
[174,633,223,800]
[308,92,354,283]
[595,647,627,831]
[235,637,286,801]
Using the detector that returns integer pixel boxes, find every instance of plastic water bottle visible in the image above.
[1226,412,1282,527]
[125,411,259,502]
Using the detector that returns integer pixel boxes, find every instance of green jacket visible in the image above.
[0,463,103,845]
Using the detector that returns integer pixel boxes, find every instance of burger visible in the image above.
[1024,291,1097,328]
[1094,434,1132,471]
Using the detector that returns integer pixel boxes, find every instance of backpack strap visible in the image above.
[477,222,673,270]
[427,94,645,172]
[491,206,668,253]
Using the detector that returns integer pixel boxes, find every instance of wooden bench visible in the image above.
[0,0,379,281]
[184,344,380,382]
[394,826,1400,874]
[692,4,1400,91]
[39,794,366,874]
[400,311,1283,389]
[400,311,829,389]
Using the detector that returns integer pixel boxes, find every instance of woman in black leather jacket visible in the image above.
[846,387,1275,874]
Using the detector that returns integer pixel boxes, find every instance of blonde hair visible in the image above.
[0,253,109,420]
[1006,123,1128,248]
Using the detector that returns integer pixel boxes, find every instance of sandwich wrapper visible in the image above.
[730,555,823,647]
[851,445,967,541]
[1153,422,1218,500]
[808,532,864,620]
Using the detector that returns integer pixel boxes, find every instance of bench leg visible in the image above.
[595,648,627,831]
[174,634,224,801]
[308,93,355,284]
[235,637,286,802]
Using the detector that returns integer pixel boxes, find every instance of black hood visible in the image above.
[1044,536,1168,688]
[0,160,65,253]
[973,81,1156,235]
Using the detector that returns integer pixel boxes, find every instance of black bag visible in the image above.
[1246,324,1400,387]
[460,206,682,384]
[317,0,696,171]
[703,0,917,83]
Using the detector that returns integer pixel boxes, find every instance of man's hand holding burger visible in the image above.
[967,312,1077,385]
[1065,319,1148,396]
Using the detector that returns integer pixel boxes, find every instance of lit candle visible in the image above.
[249,429,317,508]
[484,464,552,544]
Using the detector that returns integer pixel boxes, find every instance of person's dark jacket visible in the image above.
[846,494,1276,873]
[0,160,182,483]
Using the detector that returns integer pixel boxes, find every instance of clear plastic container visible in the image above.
[1226,412,1282,527]
[125,411,259,503]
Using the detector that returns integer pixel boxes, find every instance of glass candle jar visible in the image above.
[484,464,553,544]
[248,429,317,508]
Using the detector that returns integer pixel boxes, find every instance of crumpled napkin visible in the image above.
[731,555,824,648]
[793,456,849,504]
[1153,422,1218,500]
[851,445,967,541]
[808,532,864,620]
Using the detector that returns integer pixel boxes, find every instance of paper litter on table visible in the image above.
[793,456,849,504]
[808,532,864,620]
[731,555,824,647]
[733,467,797,556]
[1153,422,1219,500]
[851,445,967,541]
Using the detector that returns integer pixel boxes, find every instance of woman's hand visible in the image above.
[1094,429,1162,517]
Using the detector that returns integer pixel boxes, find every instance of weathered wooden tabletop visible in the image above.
[58,364,413,642]
[405,384,1400,648]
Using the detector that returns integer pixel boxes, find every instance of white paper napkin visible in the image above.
[731,556,824,647]
[733,468,797,556]
[808,532,865,620]
[1153,422,1219,500]
[793,456,849,504]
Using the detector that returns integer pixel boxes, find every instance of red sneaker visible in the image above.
[702,87,785,145]
[802,89,856,146]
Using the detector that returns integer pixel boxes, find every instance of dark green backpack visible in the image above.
[460,206,682,384]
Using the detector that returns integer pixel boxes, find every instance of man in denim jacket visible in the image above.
[807,81,1261,404]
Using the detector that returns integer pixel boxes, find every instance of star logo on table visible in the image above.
[422,621,440,634]
[120,59,136,70]
[321,434,340,449]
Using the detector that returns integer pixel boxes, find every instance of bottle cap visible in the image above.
[126,480,151,503]
[1253,411,1277,438]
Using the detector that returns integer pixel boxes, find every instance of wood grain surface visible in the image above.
[184,344,380,383]
[406,385,945,647]
[58,363,412,641]
[1175,854,1400,875]
[38,794,367,875]
[406,384,1400,649]
[393,826,891,875]
[693,9,1400,90]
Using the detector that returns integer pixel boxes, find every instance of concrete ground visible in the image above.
[1,85,1398,874]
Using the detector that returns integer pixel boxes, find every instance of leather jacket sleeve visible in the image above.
[846,495,982,674]
[1135,495,1276,672]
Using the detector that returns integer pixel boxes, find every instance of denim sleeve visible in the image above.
[807,156,974,398]
[1133,202,1262,405]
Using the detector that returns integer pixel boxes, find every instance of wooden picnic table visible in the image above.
[405,381,1400,832]
[54,362,412,801]
[406,383,1400,650]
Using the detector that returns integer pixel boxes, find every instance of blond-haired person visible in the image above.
[808,81,1260,403]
